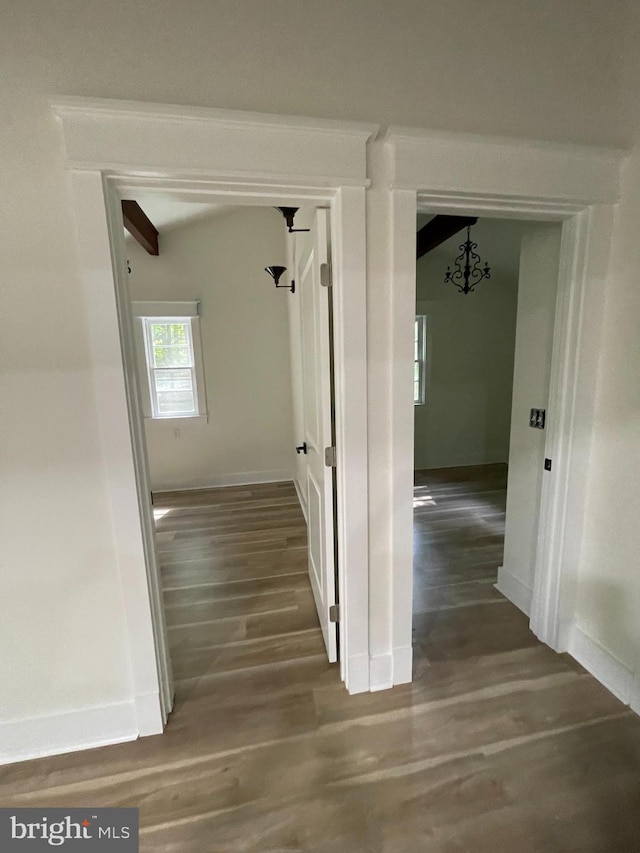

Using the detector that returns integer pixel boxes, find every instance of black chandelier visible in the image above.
[444,226,491,294]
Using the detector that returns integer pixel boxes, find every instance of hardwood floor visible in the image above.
[156,481,325,681]
[3,469,640,852]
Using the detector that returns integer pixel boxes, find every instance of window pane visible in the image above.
[414,380,420,403]
[156,391,196,414]
[153,344,192,368]
[151,322,188,347]
[153,369,196,415]
[414,361,420,381]
[148,322,193,368]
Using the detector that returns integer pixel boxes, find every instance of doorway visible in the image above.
[386,129,619,689]
[411,214,563,664]
[116,196,342,715]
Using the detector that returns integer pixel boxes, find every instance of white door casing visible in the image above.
[385,127,622,688]
[51,97,374,757]
[297,209,338,662]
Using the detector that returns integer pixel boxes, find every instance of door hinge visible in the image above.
[320,262,332,288]
[544,458,552,472]
[324,446,337,468]
[329,604,340,623]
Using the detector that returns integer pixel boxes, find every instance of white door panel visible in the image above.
[504,224,561,593]
[296,208,338,662]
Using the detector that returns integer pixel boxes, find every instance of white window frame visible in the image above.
[132,301,208,425]
[414,314,427,406]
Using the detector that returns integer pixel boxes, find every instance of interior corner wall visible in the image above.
[413,219,522,470]
[127,207,295,491]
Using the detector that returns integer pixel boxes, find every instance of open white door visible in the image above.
[501,223,562,618]
[296,208,338,662]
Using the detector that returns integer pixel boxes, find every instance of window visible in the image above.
[414,315,427,405]
[132,301,207,422]
[143,319,198,417]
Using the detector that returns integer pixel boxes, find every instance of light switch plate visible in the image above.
[529,408,546,429]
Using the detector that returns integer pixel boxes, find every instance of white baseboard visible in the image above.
[153,469,294,492]
[630,679,640,717]
[0,701,139,766]
[369,653,393,692]
[368,647,413,691]
[567,623,636,706]
[495,566,533,616]
[393,646,413,685]
[134,692,164,736]
[414,459,508,472]
[346,653,370,695]
[557,618,573,653]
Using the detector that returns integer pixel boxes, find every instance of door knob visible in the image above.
[296,443,308,455]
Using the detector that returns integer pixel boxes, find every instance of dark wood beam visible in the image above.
[417,215,477,260]
[121,200,159,256]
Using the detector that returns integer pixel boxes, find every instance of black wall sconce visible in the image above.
[275,207,310,233]
[265,265,295,294]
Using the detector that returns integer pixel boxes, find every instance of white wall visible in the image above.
[573,2,640,698]
[498,223,563,612]
[127,207,294,491]
[0,0,635,758]
[414,218,522,470]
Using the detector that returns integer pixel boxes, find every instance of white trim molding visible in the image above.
[0,691,160,765]
[385,127,622,203]
[385,126,625,685]
[369,654,394,692]
[496,567,533,616]
[52,97,377,186]
[152,470,295,492]
[567,623,638,708]
[392,646,413,686]
[132,300,200,318]
[0,702,138,766]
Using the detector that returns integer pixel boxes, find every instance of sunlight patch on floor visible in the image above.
[413,495,436,507]
[153,507,173,520]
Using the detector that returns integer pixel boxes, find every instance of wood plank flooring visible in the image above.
[157,481,325,683]
[3,468,640,852]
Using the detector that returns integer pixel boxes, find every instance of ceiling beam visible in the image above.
[416,215,477,260]
[121,200,159,256]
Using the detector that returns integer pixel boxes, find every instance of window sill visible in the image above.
[145,415,209,426]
